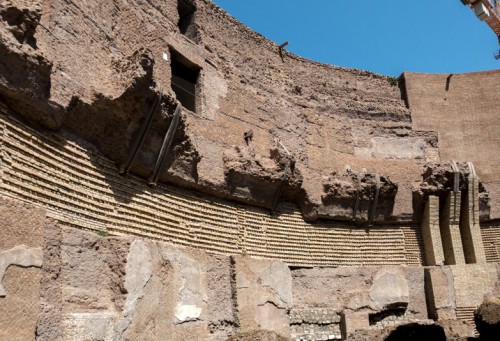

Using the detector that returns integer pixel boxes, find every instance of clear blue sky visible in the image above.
[211,0,500,76]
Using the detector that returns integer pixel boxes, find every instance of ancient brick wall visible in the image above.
[0,1,499,340]
[481,224,500,262]
[0,0,446,223]
[404,70,500,220]
[0,104,424,267]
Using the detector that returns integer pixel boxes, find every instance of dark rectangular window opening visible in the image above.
[170,50,200,113]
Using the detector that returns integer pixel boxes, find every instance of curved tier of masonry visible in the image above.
[2,103,500,266]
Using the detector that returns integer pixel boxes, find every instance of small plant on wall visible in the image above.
[97,229,109,237]
[387,76,400,87]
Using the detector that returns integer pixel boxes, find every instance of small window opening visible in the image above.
[170,50,200,113]
[177,0,198,41]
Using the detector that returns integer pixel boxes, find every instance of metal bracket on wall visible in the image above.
[467,161,477,224]
[352,174,363,221]
[451,161,460,224]
[368,174,380,226]
[148,101,182,186]
[120,90,162,175]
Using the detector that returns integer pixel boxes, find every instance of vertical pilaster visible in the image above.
[439,192,465,265]
[460,174,487,264]
[421,195,445,266]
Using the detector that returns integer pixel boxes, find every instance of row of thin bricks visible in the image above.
[3,110,498,266]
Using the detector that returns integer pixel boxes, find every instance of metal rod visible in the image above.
[451,161,460,224]
[468,162,477,224]
[279,41,289,49]
[148,101,182,186]
[120,91,162,175]
[369,174,380,226]
[353,176,362,221]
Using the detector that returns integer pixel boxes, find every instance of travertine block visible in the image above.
[460,177,487,264]
[440,192,465,265]
[425,266,456,321]
[421,196,445,265]
[233,255,292,338]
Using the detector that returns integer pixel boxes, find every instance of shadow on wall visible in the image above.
[384,323,446,341]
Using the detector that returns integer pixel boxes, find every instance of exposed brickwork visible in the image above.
[404,70,500,220]
[369,313,433,331]
[290,309,342,341]
[0,108,423,267]
[481,225,500,262]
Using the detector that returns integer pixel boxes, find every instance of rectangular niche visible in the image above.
[170,49,201,113]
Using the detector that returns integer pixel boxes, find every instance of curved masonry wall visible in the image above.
[2,103,499,267]
[0,1,499,339]
[0,103,425,267]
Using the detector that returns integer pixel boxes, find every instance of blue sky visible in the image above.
[211,0,500,76]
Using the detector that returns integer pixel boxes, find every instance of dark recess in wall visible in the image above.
[177,0,198,41]
[399,73,410,109]
[170,49,199,112]
[384,323,446,341]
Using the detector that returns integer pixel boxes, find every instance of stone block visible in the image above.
[425,266,456,320]
[421,196,445,266]
[405,267,428,319]
[440,192,465,265]
[369,266,409,310]
[233,255,292,338]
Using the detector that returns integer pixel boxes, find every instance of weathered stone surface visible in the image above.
[206,255,237,340]
[1,0,42,45]
[223,145,302,208]
[425,266,456,320]
[314,170,398,222]
[226,330,288,341]
[438,319,477,340]
[413,162,490,222]
[451,264,498,311]
[475,296,500,340]
[36,222,63,341]
[341,310,370,337]
[233,256,292,338]
[0,196,46,250]
[369,266,409,311]
[0,245,43,296]
[0,1,499,340]
[405,267,428,319]
[62,312,116,341]
[6,0,496,223]
[0,198,498,341]
[292,266,424,317]
[31,225,239,341]
[114,239,153,338]
[0,197,46,341]
[292,266,373,311]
